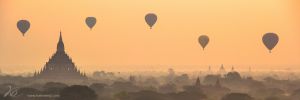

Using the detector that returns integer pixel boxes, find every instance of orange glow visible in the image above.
[0,0,299,74]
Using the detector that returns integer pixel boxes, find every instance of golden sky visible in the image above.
[0,0,300,73]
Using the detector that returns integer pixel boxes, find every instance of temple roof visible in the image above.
[34,31,86,81]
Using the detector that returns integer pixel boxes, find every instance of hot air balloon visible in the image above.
[262,33,279,53]
[145,13,157,29]
[17,20,30,36]
[85,17,97,30]
[198,35,210,50]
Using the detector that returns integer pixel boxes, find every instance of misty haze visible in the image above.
[1,0,300,100]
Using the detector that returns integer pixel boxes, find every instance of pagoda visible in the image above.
[34,32,86,82]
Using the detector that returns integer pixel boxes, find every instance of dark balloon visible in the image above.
[262,33,279,53]
[17,20,30,36]
[198,35,210,50]
[145,13,157,29]
[85,17,97,30]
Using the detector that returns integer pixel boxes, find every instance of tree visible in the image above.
[58,85,97,100]
[131,91,166,100]
[291,89,300,100]
[170,91,207,100]
[222,93,253,100]
[43,82,68,94]
[265,96,280,100]
[111,81,139,92]
[144,77,159,86]
[0,94,12,100]
[89,83,107,92]
[225,72,242,80]
[174,74,190,86]
[203,75,221,85]
[114,91,131,100]
[158,83,177,93]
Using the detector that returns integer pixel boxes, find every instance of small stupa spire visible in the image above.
[215,78,221,88]
[195,77,201,87]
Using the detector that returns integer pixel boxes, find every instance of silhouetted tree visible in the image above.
[58,85,97,100]
[225,72,242,80]
[290,89,300,100]
[43,82,68,94]
[111,81,139,92]
[89,83,107,92]
[265,96,280,100]
[169,91,207,100]
[203,75,221,85]
[222,93,253,100]
[144,77,159,86]
[264,77,278,82]
[250,88,284,99]
[129,76,137,84]
[177,81,207,100]
[0,94,12,100]
[114,91,131,100]
[130,90,166,100]
[158,83,177,93]
[174,74,190,86]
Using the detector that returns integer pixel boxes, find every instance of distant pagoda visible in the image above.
[34,32,86,82]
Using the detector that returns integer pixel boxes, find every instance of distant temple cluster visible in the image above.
[33,32,86,82]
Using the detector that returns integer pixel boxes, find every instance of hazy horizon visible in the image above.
[1,64,300,75]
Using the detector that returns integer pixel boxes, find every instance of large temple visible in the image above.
[34,32,87,82]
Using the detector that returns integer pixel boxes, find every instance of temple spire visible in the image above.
[57,31,65,52]
[59,31,63,42]
[215,78,221,88]
[195,77,201,87]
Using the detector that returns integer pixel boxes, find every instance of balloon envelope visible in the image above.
[145,13,157,29]
[17,20,30,36]
[262,33,279,53]
[198,35,210,50]
[85,17,97,30]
